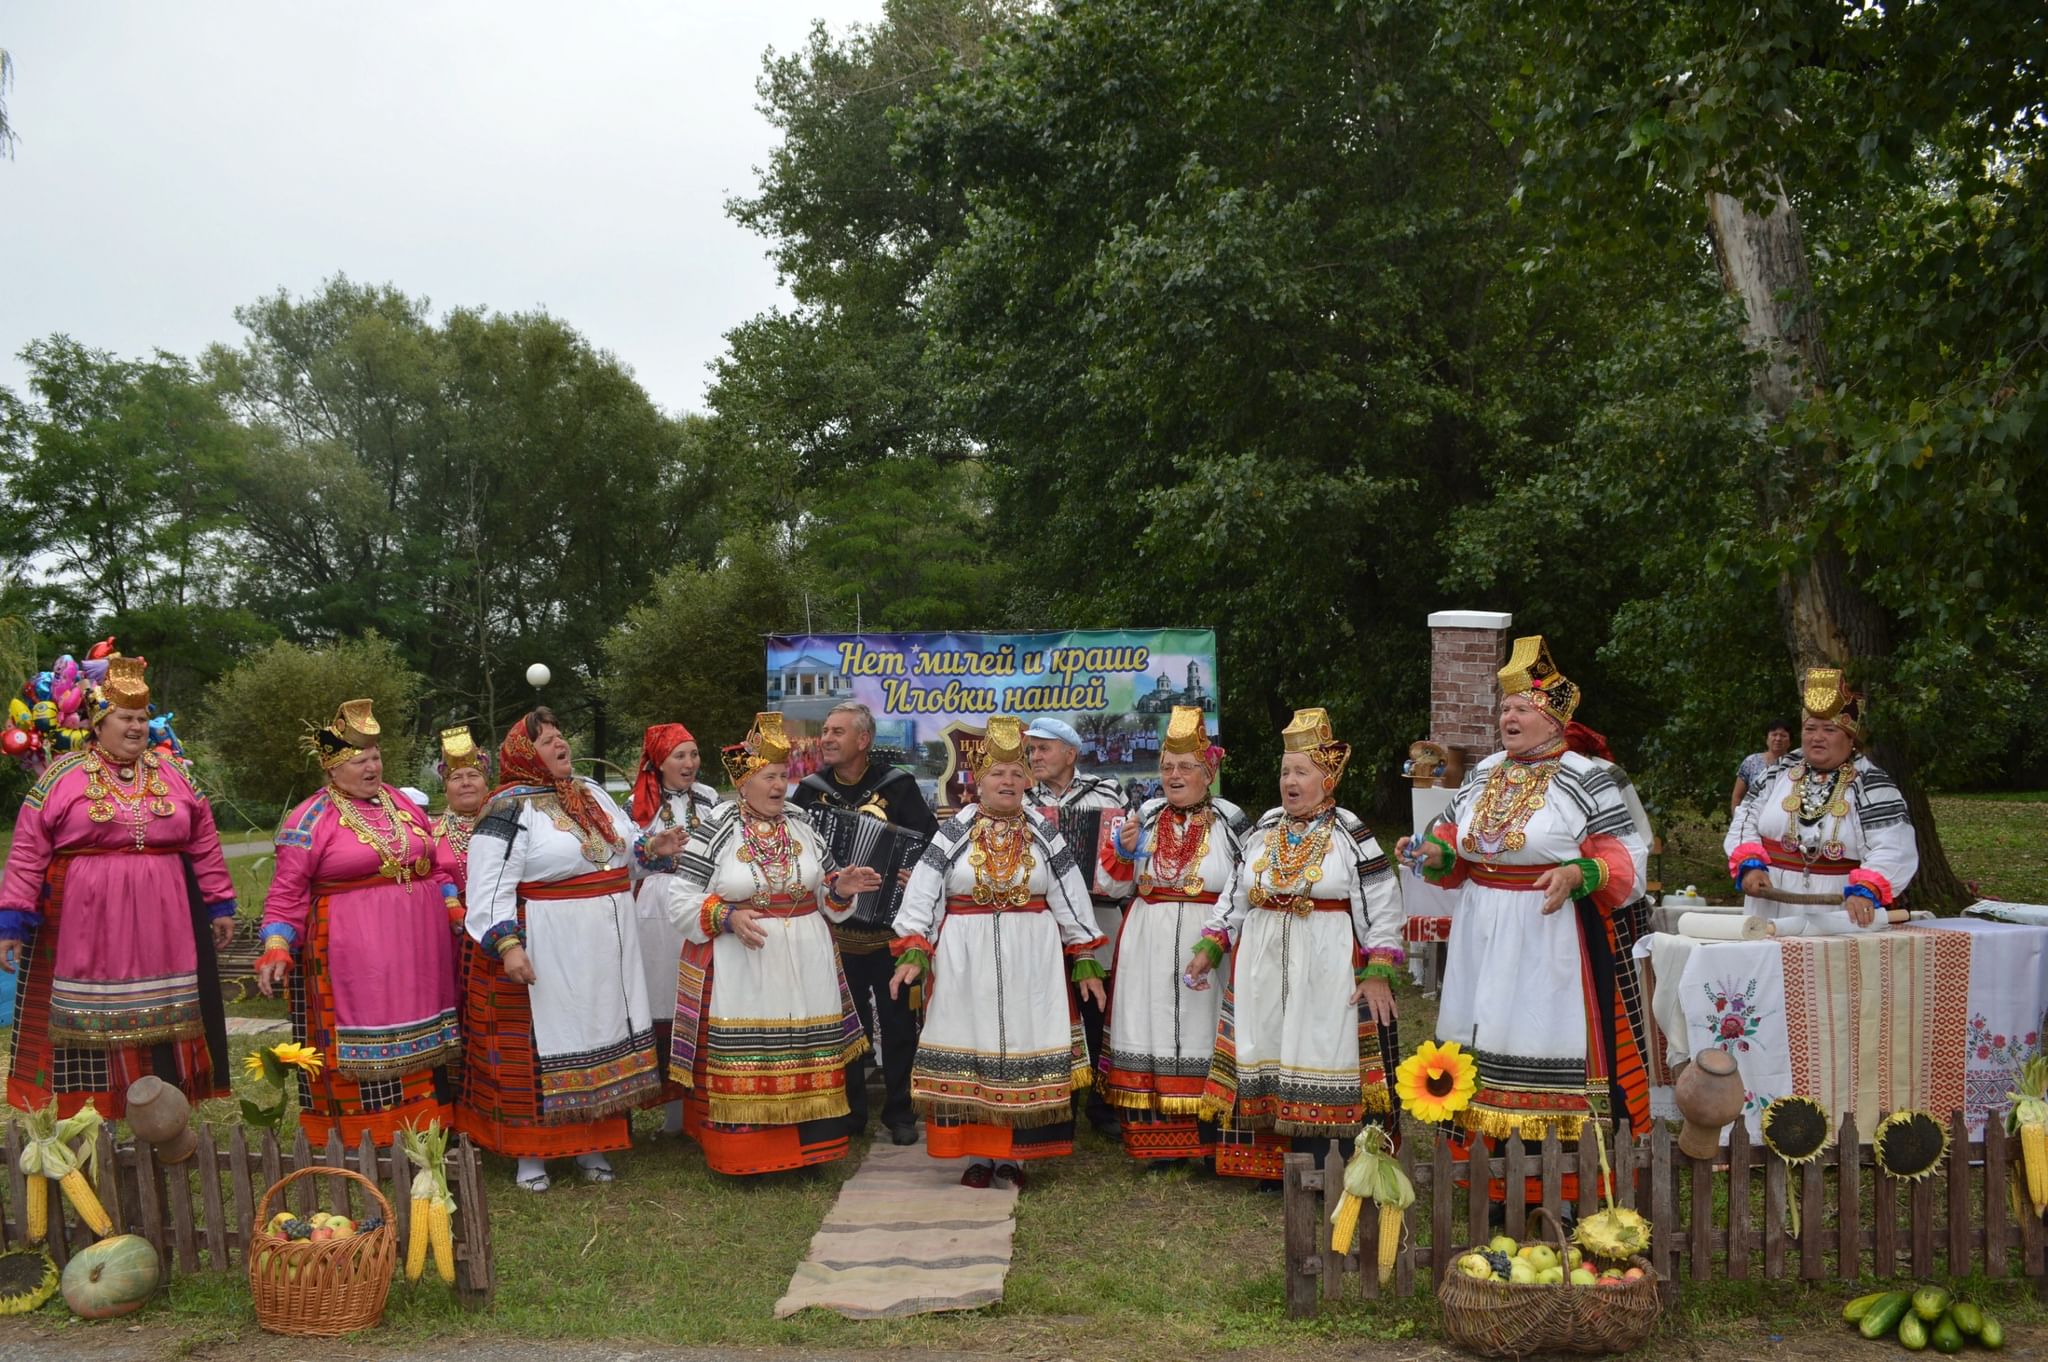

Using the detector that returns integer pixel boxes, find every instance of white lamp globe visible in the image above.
[525,663,552,689]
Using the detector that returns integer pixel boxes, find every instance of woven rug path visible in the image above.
[772,1136,1020,1319]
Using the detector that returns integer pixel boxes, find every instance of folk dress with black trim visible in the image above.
[0,750,237,1118]
[1028,773,1134,969]
[261,786,461,1144]
[890,805,1106,1163]
[660,801,868,1176]
[1723,751,1917,935]
[1197,806,1403,1179]
[1094,795,1249,1161]
[634,781,722,1106]
[458,778,661,1159]
[1426,749,1649,1141]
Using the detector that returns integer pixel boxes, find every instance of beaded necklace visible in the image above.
[967,811,1036,907]
[1140,802,1214,896]
[735,807,803,902]
[434,811,476,860]
[1249,804,1335,902]
[1780,760,1856,865]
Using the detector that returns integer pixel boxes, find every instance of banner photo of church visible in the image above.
[763,628,1219,809]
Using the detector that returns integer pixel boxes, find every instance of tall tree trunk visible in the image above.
[1705,188,1969,912]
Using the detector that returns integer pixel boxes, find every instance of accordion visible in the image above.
[1038,805,1125,879]
[812,807,928,928]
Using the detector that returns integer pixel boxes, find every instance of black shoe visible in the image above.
[1090,1114,1123,1140]
[886,1122,919,1146]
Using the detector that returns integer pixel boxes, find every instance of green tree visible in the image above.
[200,633,425,812]
[1452,0,2048,902]
[598,536,822,766]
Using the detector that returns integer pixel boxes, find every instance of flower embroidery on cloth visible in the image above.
[1700,976,1770,1054]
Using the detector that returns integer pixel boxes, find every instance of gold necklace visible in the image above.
[83,750,173,849]
[967,812,1035,907]
[333,787,429,886]
[735,808,802,901]
[1463,755,1560,866]
[435,811,476,858]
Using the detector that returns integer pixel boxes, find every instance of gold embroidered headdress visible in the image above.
[721,711,792,787]
[1499,635,1579,726]
[967,715,1028,777]
[1162,705,1219,766]
[1801,668,1866,744]
[305,699,380,770]
[1281,706,1350,783]
[93,655,151,717]
[438,725,488,777]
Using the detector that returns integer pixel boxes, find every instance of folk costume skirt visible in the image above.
[7,850,228,1118]
[1101,889,1224,1160]
[458,869,660,1158]
[1201,896,1396,1180]
[914,898,1089,1164]
[672,895,865,1176]
[289,873,457,1145]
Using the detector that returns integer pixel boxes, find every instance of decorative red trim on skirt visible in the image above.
[454,903,628,1159]
[6,853,224,1119]
[1465,863,1557,889]
[926,1121,1072,1162]
[290,888,451,1147]
[681,1092,849,1175]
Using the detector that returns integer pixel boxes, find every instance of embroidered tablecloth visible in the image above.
[1637,920,2048,1139]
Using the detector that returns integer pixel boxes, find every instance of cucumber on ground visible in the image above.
[1860,1292,1914,1341]
[1979,1317,2004,1350]
[1949,1302,1984,1337]
[1899,1314,1929,1352]
[1846,1291,1891,1323]
[1930,1313,1965,1355]
[1913,1286,1952,1322]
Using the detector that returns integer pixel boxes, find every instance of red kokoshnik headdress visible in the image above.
[496,714,621,849]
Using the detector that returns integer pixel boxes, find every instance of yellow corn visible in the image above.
[25,1176,47,1243]
[406,1197,430,1282]
[1329,1192,1361,1254]
[59,1167,111,1237]
[2025,1123,2048,1215]
[430,1197,455,1284]
[1377,1202,1403,1286]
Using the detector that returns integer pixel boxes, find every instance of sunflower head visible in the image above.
[1395,1040,1478,1123]
[270,1041,325,1076]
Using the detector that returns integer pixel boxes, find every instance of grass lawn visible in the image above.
[4,800,2048,1353]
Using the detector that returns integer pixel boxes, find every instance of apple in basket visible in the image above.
[1459,1253,1494,1281]
[1570,1267,1599,1286]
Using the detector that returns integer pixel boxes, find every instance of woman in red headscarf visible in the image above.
[630,722,720,1135]
[457,708,686,1192]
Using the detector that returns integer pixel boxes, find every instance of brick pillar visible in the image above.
[1428,609,1514,766]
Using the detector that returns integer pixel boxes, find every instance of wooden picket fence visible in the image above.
[0,1119,495,1308]
[1282,1113,2047,1318]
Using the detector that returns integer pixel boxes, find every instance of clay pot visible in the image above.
[123,1076,197,1164]
[1672,1048,1744,1159]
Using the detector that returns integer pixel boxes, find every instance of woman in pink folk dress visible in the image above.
[0,655,238,1118]
[255,700,461,1145]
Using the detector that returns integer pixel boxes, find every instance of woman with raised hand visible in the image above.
[888,716,1108,1190]
[257,700,460,1144]
[662,712,877,1175]
[1192,707,1403,1182]
[1097,706,1248,1165]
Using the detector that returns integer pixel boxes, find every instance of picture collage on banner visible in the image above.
[762,629,1219,812]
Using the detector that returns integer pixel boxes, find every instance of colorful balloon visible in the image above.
[0,728,28,758]
[86,637,116,661]
[32,672,52,701]
[30,700,55,732]
[7,697,27,727]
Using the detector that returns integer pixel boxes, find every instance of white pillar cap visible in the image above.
[1426,610,1513,629]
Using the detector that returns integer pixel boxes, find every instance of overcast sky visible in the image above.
[0,2,886,415]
